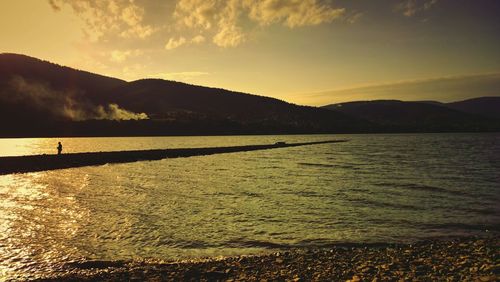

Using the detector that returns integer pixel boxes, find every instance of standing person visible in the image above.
[57,142,63,155]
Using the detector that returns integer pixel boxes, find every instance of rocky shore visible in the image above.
[37,237,498,281]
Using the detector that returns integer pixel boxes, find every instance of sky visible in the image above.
[1,0,499,105]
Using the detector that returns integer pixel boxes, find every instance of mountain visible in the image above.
[0,53,365,137]
[0,53,126,101]
[445,97,500,119]
[0,53,129,124]
[323,100,499,132]
[106,79,365,127]
[1,53,498,137]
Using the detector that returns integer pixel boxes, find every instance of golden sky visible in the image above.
[1,0,499,105]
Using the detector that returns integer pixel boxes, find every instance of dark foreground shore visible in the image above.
[36,237,498,281]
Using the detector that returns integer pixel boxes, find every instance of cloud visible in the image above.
[48,0,365,50]
[48,0,351,49]
[174,0,218,29]
[212,24,245,47]
[120,24,154,39]
[191,35,206,44]
[121,3,142,25]
[48,0,155,40]
[121,63,148,80]
[48,0,61,11]
[164,35,206,51]
[174,0,346,48]
[345,11,363,24]
[47,0,444,51]
[291,73,500,106]
[243,0,345,28]
[395,0,438,17]
[110,49,143,63]
[165,37,187,50]
[212,0,245,47]
[174,0,244,47]
[148,71,209,82]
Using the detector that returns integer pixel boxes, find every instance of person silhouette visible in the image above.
[57,142,63,155]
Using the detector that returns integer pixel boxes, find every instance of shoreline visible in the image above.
[2,131,499,139]
[0,140,346,175]
[35,236,499,281]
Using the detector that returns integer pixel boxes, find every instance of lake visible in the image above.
[0,133,499,280]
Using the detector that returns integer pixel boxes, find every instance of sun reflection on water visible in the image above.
[0,138,51,157]
[0,134,498,280]
[0,171,90,280]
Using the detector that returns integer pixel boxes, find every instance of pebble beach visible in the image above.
[35,236,499,281]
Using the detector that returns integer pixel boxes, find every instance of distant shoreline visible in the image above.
[34,236,499,281]
[1,130,500,139]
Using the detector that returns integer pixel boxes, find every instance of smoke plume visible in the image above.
[95,104,149,120]
[7,76,148,121]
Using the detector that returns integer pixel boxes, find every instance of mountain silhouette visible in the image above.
[0,53,125,101]
[1,53,499,137]
[323,100,499,132]
[444,97,500,120]
[0,53,365,137]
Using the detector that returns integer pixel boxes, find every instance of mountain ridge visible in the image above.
[1,53,499,137]
[322,99,499,132]
[445,96,500,119]
[0,53,366,136]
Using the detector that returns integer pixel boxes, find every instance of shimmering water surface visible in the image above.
[1,133,499,280]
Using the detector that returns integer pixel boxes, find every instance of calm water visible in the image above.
[1,134,499,280]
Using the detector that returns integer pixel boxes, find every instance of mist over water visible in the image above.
[0,133,499,280]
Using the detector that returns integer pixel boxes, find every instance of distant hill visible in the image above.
[107,79,362,126]
[0,53,129,125]
[1,53,498,137]
[445,97,500,119]
[0,53,364,137]
[0,53,126,101]
[323,100,499,132]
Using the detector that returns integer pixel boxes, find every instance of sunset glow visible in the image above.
[1,2,499,280]
[1,0,499,104]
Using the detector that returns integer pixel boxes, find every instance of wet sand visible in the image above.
[36,236,498,281]
[0,140,346,175]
